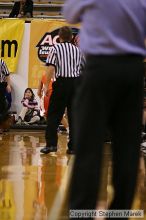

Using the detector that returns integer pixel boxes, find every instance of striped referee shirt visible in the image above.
[0,59,10,83]
[46,42,84,78]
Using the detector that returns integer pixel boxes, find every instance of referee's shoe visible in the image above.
[40,146,57,154]
[40,146,75,155]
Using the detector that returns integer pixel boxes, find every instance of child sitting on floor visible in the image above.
[17,88,40,125]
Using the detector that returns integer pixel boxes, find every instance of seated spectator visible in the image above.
[9,0,33,18]
[17,88,40,125]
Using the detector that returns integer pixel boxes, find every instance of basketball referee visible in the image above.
[40,26,84,155]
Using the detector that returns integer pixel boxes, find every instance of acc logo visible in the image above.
[36,27,79,63]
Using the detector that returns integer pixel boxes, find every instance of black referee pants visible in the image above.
[45,77,80,150]
[69,55,144,218]
[0,82,9,123]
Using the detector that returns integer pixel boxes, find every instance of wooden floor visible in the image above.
[0,130,145,220]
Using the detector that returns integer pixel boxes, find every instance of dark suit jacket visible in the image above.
[9,0,33,18]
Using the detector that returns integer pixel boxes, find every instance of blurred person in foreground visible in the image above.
[63,0,146,217]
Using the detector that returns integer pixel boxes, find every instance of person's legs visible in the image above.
[69,57,109,212]
[69,55,144,219]
[0,83,11,130]
[27,115,40,124]
[26,110,40,124]
[63,77,80,154]
[16,107,28,124]
[109,58,144,211]
[41,80,67,154]
[66,77,82,154]
[18,107,28,121]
